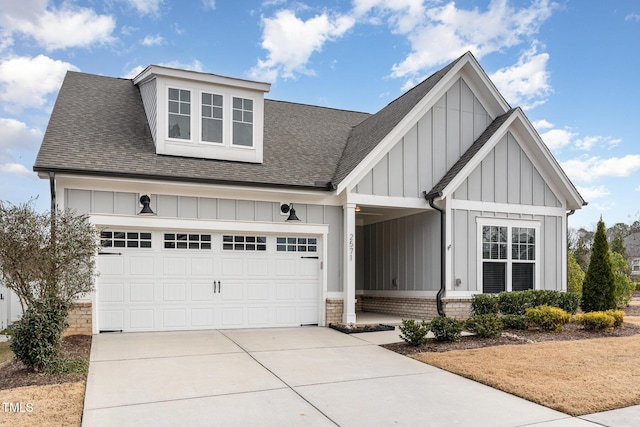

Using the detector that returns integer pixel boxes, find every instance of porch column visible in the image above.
[343,203,357,323]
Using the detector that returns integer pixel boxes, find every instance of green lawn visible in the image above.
[0,341,12,365]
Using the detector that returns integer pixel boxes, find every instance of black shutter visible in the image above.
[483,262,506,294]
[512,263,534,291]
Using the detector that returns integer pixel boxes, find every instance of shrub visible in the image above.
[500,314,528,330]
[465,314,503,338]
[610,251,634,307]
[581,219,616,312]
[574,312,615,330]
[525,305,571,332]
[636,283,640,291]
[605,309,625,328]
[558,292,581,315]
[399,319,430,346]
[430,316,463,342]
[568,250,585,294]
[497,292,529,315]
[10,298,71,372]
[471,294,499,315]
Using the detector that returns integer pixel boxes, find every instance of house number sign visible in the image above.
[349,233,354,261]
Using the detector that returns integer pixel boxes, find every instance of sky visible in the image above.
[0,0,639,231]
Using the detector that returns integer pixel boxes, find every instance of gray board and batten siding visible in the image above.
[353,78,493,197]
[65,189,344,292]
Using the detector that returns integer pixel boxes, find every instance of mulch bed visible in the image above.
[383,303,640,356]
[0,335,91,391]
[329,323,395,334]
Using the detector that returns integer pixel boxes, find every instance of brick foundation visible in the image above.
[63,302,92,336]
[359,295,473,321]
[325,298,344,325]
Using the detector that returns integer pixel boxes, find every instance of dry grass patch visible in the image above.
[0,381,85,427]
[624,316,640,326]
[413,335,640,416]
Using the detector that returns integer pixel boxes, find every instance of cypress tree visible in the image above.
[581,218,616,312]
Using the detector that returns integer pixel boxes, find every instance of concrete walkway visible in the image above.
[82,327,638,426]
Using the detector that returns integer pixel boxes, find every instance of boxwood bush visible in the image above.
[465,314,503,338]
[500,314,528,330]
[525,305,571,332]
[399,319,430,346]
[472,290,580,317]
[470,294,499,315]
[574,312,615,330]
[430,316,463,342]
[605,309,625,328]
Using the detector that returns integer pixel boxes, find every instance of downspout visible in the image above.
[424,192,446,317]
[48,172,56,213]
[566,209,575,290]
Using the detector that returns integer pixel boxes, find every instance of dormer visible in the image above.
[133,66,271,164]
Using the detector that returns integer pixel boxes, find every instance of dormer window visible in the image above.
[168,88,191,140]
[135,65,269,163]
[232,97,253,147]
[202,92,223,143]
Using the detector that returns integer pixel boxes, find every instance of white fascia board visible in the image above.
[335,57,471,196]
[89,214,329,235]
[348,193,433,209]
[335,52,510,196]
[450,199,566,217]
[134,65,271,93]
[54,175,342,206]
[510,110,585,210]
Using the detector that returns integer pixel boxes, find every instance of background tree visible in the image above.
[581,218,616,312]
[610,231,627,260]
[573,237,591,272]
[0,200,99,372]
[610,250,634,306]
[567,250,585,294]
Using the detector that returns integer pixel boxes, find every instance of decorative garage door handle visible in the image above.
[98,251,122,255]
[300,256,319,259]
[213,281,222,293]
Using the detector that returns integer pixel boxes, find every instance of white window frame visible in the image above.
[167,87,192,142]
[201,91,224,145]
[231,96,254,148]
[476,217,541,293]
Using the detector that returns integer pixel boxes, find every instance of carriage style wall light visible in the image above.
[280,203,300,222]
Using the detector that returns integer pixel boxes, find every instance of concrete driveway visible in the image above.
[82,327,627,426]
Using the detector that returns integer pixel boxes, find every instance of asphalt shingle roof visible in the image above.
[34,71,370,190]
[425,108,517,199]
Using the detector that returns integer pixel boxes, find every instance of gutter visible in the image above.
[48,172,56,213]
[424,191,446,317]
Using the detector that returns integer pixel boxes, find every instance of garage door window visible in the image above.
[276,237,317,252]
[222,235,266,251]
[101,231,151,248]
[164,233,211,249]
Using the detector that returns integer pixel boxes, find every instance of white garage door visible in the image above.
[97,230,320,332]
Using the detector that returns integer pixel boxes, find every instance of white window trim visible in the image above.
[200,90,225,146]
[476,217,541,293]
[167,86,193,143]
[230,96,255,149]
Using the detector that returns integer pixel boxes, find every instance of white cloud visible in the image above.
[0,0,115,51]
[0,118,42,162]
[539,128,577,151]
[0,162,36,179]
[201,0,216,11]
[532,119,554,130]
[249,9,356,81]
[389,0,555,80]
[122,0,164,17]
[561,155,640,183]
[574,135,621,151]
[489,45,551,109]
[0,55,78,112]
[141,34,164,46]
[160,60,204,72]
[122,65,146,79]
[625,13,640,22]
[576,185,610,200]
[353,0,426,34]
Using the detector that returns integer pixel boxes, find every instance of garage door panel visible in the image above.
[130,283,154,302]
[275,259,296,276]
[163,309,187,327]
[98,231,320,332]
[129,256,154,275]
[190,258,213,276]
[99,283,124,302]
[247,283,268,300]
[163,257,187,275]
[163,284,187,301]
[191,308,214,327]
[191,283,214,301]
[99,257,124,275]
[130,309,154,329]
